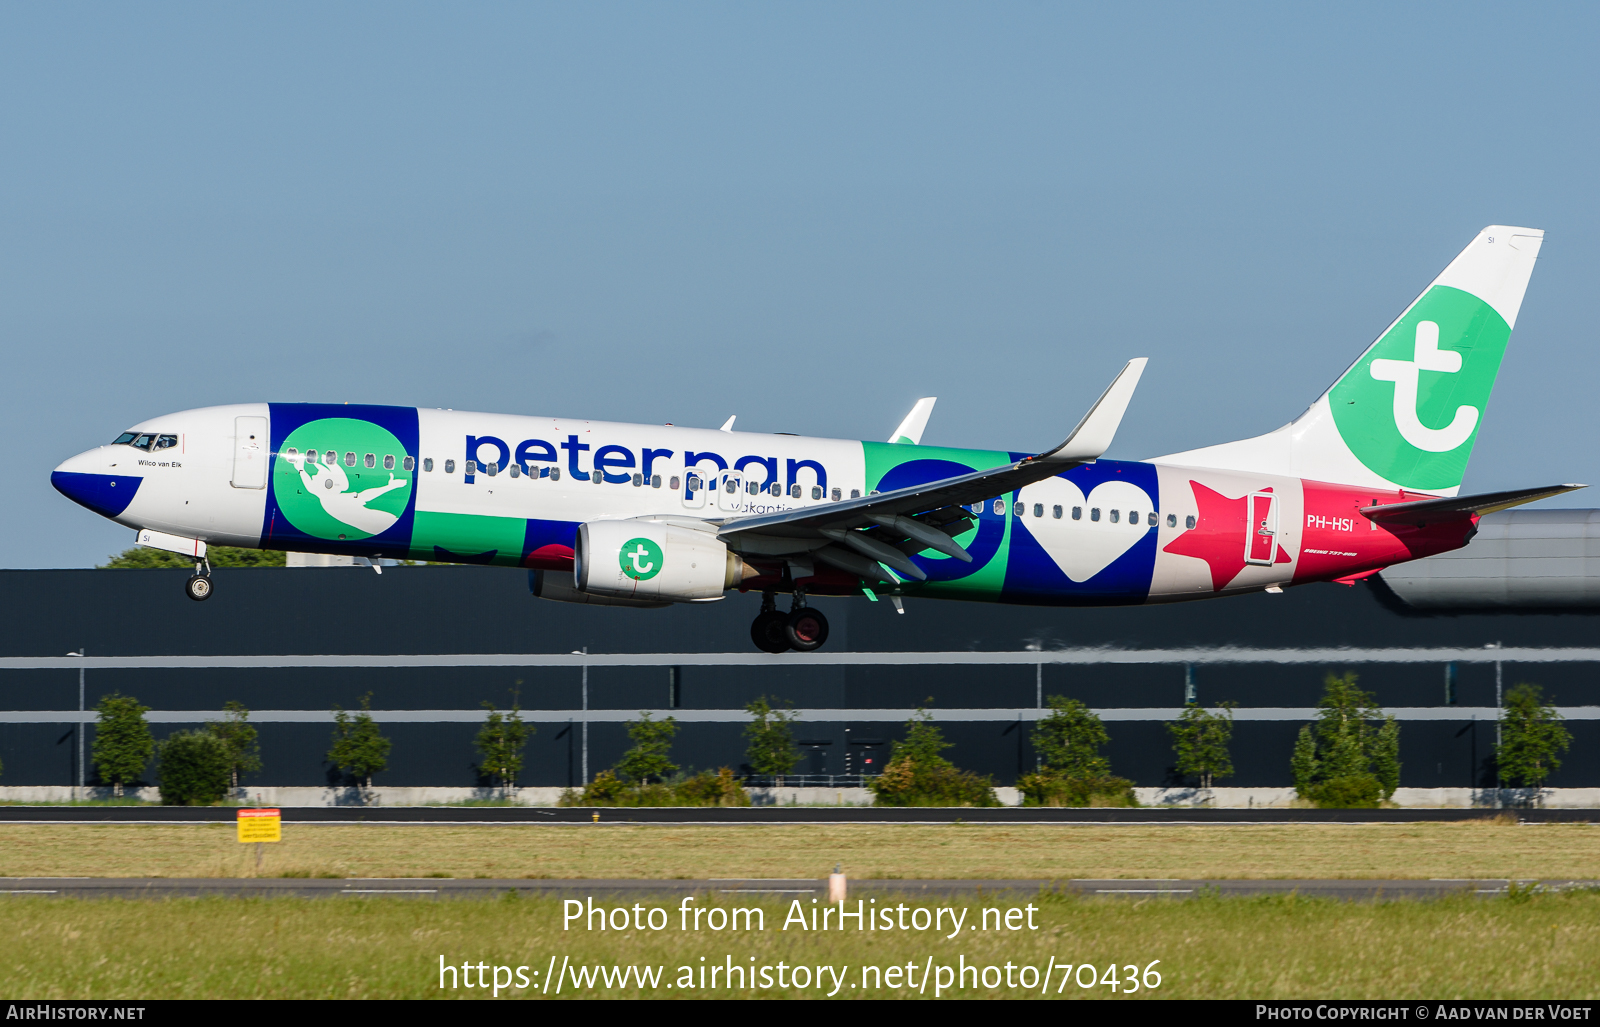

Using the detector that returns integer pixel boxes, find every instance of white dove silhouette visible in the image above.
[289,451,408,536]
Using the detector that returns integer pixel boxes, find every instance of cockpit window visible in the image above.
[113,432,139,446]
[132,434,155,450]
[154,434,178,451]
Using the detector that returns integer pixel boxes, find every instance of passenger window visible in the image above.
[1166,513,1176,528]
[509,464,520,478]
[1013,502,1024,517]
[593,470,604,484]
[1185,515,1196,529]
[851,489,861,499]
[155,435,178,450]
[686,474,700,490]
[992,499,1004,515]
[790,483,801,499]
[652,475,662,488]
[344,452,356,467]
[285,448,298,457]
[1072,506,1082,520]
[812,486,823,500]
[770,482,782,497]
[549,468,561,481]
[325,451,336,466]
[1147,511,1157,526]
[633,473,643,487]
[404,456,415,472]
[1091,508,1101,522]
[671,476,682,490]
[1033,503,1043,518]
[362,453,373,468]
[466,460,477,474]
[423,458,433,472]
[1052,505,1062,519]
[726,479,737,493]
[1109,509,1120,524]
[383,455,395,470]
[832,488,842,501]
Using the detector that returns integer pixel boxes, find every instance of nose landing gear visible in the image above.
[749,591,830,653]
[185,557,213,602]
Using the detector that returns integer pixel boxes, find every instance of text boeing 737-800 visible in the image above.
[52,226,1583,652]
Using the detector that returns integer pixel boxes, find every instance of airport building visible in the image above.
[1,509,1596,803]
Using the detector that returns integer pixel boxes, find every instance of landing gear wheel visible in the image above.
[784,607,829,652]
[751,611,791,653]
[185,575,212,602]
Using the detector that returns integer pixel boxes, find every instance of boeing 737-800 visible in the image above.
[51,226,1581,652]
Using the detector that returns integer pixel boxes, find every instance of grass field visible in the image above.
[1,890,1595,999]
[0,820,1595,880]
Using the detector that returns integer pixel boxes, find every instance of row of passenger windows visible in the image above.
[274,448,1200,528]
[285,449,415,472]
[967,499,1196,529]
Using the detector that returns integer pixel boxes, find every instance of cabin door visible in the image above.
[1245,490,1277,566]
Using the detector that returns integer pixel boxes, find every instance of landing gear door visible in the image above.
[1245,491,1277,566]
[681,469,709,510]
[716,470,744,514]
[231,415,269,490]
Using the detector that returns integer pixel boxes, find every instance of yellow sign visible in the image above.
[237,808,282,843]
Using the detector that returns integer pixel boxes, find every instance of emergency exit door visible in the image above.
[1245,490,1277,566]
[231,416,269,490]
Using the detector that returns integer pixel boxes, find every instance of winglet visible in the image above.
[719,415,737,432]
[1036,358,1147,463]
[889,398,936,444]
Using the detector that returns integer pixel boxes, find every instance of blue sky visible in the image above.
[6,2,1599,567]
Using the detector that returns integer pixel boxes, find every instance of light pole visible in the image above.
[67,649,84,802]
[572,648,589,785]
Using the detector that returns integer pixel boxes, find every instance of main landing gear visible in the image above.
[185,557,213,602]
[750,591,830,653]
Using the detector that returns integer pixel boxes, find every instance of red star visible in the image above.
[1162,481,1289,591]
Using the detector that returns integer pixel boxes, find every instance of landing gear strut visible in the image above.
[185,557,213,602]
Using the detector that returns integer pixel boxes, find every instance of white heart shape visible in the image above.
[1017,477,1154,582]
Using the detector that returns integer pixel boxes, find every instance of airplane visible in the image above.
[51,225,1583,653]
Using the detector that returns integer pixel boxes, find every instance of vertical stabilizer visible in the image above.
[1156,226,1544,495]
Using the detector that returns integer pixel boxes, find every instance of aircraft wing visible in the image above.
[1359,483,1587,525]
[717,359,1146,578]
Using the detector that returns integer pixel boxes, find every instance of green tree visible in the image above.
[205,701,262,793]
[1032,696,1110,778]
[475,700,532,795]
[892,704,955,769]
[1496,683,1572,790]
[92,692,154,798]
[869,706,999,807]
[157,730,232,805]
[1291,672,1401,807]
[616,711,678,783]
[743,697,800,777]
[1168,702,1236,790]
[327,693,391,791]
[99,546,286,569]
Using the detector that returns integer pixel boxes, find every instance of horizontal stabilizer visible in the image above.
[1361,484,1587,524]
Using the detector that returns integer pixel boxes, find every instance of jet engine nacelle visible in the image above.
[576,519,753,602]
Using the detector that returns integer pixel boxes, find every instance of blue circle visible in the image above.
[874,459,1005,582]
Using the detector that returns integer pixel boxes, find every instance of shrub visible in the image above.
[559,768,750,807]
[92,692,153,797]
[1017,773,1139,807]
[617,712,678,783]
[870,758,1000,807]
[743,697,800,777]
[1497,683,1572,789]
[158,731,233,806]
[1305,774,1382,809]
[328,692,391,790]
[1291,673,1401,806]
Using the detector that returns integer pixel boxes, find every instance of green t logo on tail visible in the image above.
[620,538,664,580]
[1330,285,1510,491]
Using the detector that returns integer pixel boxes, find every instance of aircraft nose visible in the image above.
[51,449,143,519]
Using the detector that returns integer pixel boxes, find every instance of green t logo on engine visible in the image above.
[619,538,664,581]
